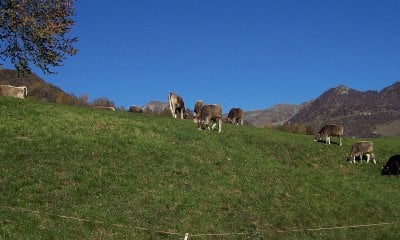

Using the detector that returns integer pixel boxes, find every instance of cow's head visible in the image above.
[314,133,321,141]
[347,153,359,162]
[381,166,390,175]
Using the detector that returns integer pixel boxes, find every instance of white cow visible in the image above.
[0,85,28,99]
[168,92,185,119]
[347,141,376,164]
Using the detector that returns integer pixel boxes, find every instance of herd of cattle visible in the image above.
[1,86,399,176]
[313,123,399,175]
[167,92,243,133]
[166,92,400,176]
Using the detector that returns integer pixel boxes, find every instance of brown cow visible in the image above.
[198,104,222,133]
[0,85,28,99]
[227,108,243,126]
[128,105,143,113]
[193,100,204,123]
[314,124,344,146]
[168,92,185,119]
[347,141,376,164]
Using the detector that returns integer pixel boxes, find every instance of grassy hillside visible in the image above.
[1,96,399,239]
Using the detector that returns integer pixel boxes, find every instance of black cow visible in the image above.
[381,155,400,176]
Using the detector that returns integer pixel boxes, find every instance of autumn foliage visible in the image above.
[0,0,77,74]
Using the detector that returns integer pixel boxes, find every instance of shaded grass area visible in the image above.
[1,96,400,239]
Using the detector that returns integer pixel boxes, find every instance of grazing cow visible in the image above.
[168,92,185,119]
[381,155,400,176]
[314,124,344,146]
[128,105,143,113]
[227,108,244,126]
[193,100,204,123]
[347,141,376,164]
[94,106,116,111]
[198,104,222,133]
[0,85,28,99]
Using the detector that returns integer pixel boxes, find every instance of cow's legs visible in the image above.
[169,105,176,118]
[366,154,370,163]
[326,136,331,145]
[218,119,222,133]
[204,119,211,130]
[168,94,175,118]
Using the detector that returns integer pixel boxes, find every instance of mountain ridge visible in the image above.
[288,82,400,137]
[245,82,400,137]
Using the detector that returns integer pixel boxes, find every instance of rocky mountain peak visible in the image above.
[335,84,350,95]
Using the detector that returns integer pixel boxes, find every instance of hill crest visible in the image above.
[0,69,80,105]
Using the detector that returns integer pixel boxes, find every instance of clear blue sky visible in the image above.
[5,0,400,111]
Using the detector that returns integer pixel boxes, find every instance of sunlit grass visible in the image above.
[1,96,399,239]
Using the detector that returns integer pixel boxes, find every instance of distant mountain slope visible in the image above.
[142,101,169,113]
[142,101,169,116]
[142,101,195,118]
[244,103,309,127]
[289,82,400,137]
[0,69,79,105]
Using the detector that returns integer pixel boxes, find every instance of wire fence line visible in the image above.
[1,205,183,237]
[0,205,396,239]
[274,222,395,233]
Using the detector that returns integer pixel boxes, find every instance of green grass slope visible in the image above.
[1,96,399,239]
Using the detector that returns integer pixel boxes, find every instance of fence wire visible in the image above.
[0,205,396,239]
